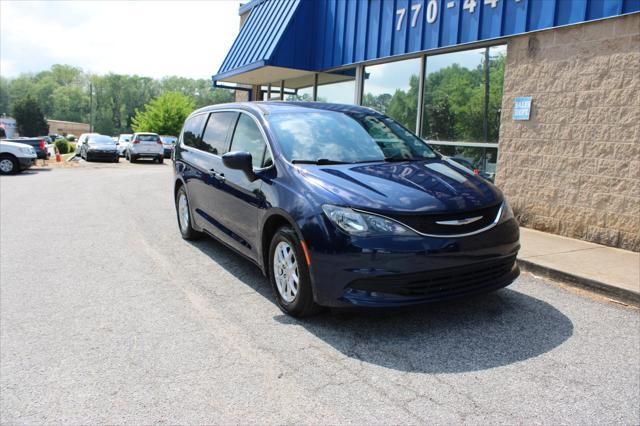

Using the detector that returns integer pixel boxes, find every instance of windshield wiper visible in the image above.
[384,156,432,162]
[291,159,350,165]
[384,156,412,162]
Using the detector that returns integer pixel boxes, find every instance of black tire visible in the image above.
[129,154,136,163]
[175,186,201,240]
[114,155,119,163]
[268,226,321,318]
[0,154,18,175]
[158,156,163,164]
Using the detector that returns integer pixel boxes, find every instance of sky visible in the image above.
[0,0,241,80]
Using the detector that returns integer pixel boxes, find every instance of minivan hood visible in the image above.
[297,159,502,214]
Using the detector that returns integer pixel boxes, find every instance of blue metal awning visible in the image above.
[213,0,316,85]
[214,0,640,86]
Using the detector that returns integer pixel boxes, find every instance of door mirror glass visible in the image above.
[222,151,257,182]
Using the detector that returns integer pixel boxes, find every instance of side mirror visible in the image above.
[222,151,257,182]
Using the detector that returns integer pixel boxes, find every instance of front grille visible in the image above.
[386,203,502,235]
[348,256,517,299]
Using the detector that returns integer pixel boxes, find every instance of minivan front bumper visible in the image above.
[305,218,520,308]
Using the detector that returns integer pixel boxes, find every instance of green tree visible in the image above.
[131,92,195,135]
[51,85,87,122]
[13,96,49,136]
[426,96,456,141]
[0,77,10,115]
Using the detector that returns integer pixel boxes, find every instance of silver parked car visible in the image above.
[117,134,132,157]
[160,135,177,158]
[125,133,164,163]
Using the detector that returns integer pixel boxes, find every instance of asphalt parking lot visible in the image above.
[1,161,639,424]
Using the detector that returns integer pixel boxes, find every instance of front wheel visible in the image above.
[0,155,18,175]
[157,156,163,164]
[269,227,320,318]
[114,155,119,163]
[175,186,201,240]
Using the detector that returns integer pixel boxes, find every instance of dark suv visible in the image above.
[173,102,519,317]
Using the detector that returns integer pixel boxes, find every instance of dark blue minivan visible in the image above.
[173,102,519,317]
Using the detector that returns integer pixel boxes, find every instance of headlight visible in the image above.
[20,147,34,155]
[322,205,415,236]
[498,199,515,223]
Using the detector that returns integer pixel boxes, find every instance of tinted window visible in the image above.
[229,114,269,168]
[201,112,238,155]
[182,114,206,148]
[136,134,159,141]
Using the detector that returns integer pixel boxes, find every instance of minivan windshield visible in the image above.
[269,111,437,164]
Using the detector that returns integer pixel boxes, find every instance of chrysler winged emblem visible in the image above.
[436,216,483,226]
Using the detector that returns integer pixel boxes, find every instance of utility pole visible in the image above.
[89,82,93,133]
[483,47,490,144]
[483,48,490,172]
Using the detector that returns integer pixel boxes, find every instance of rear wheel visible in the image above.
[129,154,136,163]
[0,155,18,175]
[175,186,201,240]
[269,227,320,318]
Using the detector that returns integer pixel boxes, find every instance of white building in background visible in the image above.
[0,116,17,138]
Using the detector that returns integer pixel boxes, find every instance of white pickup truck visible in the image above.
[0,140,37,175]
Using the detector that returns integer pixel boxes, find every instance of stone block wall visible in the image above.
[496,14,640,251]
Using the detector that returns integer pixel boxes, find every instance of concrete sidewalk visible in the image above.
[519,228,640,305]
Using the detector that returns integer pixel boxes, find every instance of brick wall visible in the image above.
[496,14,640,251]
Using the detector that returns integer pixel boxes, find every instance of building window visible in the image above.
[422,45,506,143]
[362,58,421,132]
[316,70,356,104]
[421,45,506,179]
[285,86,314,101]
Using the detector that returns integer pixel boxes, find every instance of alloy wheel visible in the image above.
[0,159,14,173]
[177,192,190,233]
[273,241,299,303]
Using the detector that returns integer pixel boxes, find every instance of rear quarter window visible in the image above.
[182,114,207,148]
[201,112,238,155]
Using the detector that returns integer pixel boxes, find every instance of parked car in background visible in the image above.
[160,135,177,158]
[2,137,51,160]
[79,134,119,162]
[66,134,76,142]
[173,102,519,317]
[116,134,132,157]
[75,133,99,155]
[449,157,494,182]
[0,140,37,174]
[126,133,163,163]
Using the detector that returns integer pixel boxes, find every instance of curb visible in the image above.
[518,259,640,307]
